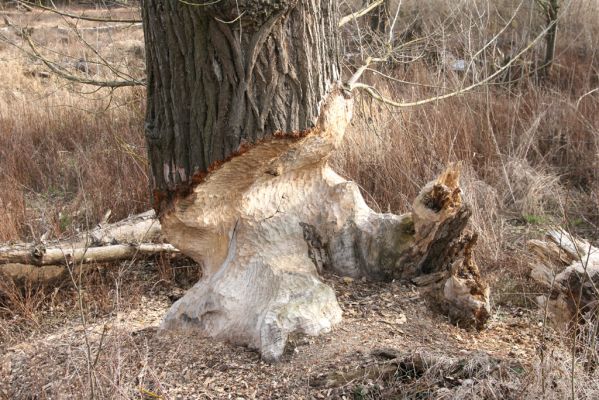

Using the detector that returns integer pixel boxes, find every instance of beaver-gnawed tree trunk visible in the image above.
[142,0,340,209]
[141,0,490,362]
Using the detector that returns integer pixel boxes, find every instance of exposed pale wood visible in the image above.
[0,243,178,267]
[0,211,173,273]
[528,229,599,330]
[140,0,489,362]
[160,91,490,361]
[75,210,161,247]
[160,92,353,362]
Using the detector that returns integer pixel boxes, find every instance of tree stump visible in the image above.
[160,92,490,361]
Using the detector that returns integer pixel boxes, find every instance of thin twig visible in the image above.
[18,1,142,24]
[65,19,143,84]
[23,33,144,88]
[349,19,557,107]
[576,87,599,108]
[339,0,384,28]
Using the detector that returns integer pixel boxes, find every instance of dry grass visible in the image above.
[0,7,147,242]
[334,0,599,258]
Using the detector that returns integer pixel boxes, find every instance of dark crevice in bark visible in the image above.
[417,206,472,275]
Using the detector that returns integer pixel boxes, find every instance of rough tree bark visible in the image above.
[539,0,559,79]
[142,0,489,361]
[143,0,340,210]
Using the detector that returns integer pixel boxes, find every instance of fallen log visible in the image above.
[0,211,174,276]
[528,229,599,330]
[0,243,178,267]
[70,210,161,247]
[56,23,142,34]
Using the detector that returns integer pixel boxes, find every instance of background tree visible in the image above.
[536,0,560,78]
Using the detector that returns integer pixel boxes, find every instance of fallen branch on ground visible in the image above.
[0,211,175,271]
[0,242,178,267]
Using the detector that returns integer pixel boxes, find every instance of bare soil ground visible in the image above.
[1,272,549,399]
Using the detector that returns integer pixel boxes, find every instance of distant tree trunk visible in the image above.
[540,0,559,79]
[369,1,387,33]
[141,0,489,361]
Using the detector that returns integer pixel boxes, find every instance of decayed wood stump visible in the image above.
[528,230,599,330]
[160,92,490,361]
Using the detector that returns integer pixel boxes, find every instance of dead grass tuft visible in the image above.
[500,159,565,219]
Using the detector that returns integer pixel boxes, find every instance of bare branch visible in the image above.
[365,67,448,89]
[387,0,402,43]
[458,0,525,87]
[339,0,384,28]
[65,19,144,84]
[22,33,144,88]
[349,7,559,108]
[346,34,429,87]
[347,56,387,86]
[576,87,599,108]
[18,1,142,24]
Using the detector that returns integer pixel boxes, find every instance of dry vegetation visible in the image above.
[0,0,598,398]
[0,4,147,242]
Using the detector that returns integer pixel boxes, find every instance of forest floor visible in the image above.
[1,3,598,399]
[1,270,553,399]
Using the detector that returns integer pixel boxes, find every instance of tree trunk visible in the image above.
[540,0,559,79]
[142,1,490,361]
[142,0,340,211]
[369,0,388,33]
